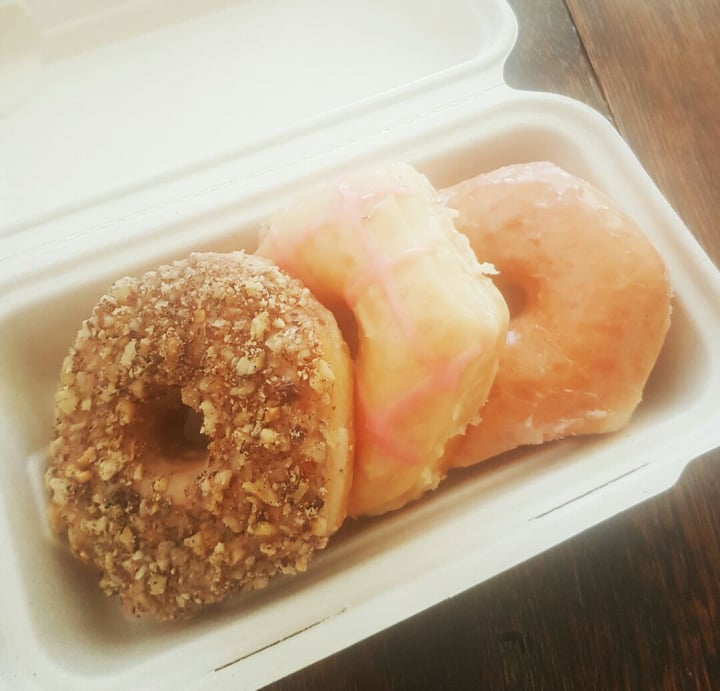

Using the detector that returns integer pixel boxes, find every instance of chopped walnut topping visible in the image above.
[148,575,167,595]
[115,399,135,424]
[120,340,137,368]
[183,533,203,553]
[47,477,70,506]
[97,452,123,481]
[251,522,277,537]
[45,252,351,620]
[250,311,270,340]
[76,447,96,468]
[199,400,218,435]
[55,388,78,415]
[235,350,265,376]
[214,469,232,489]
[259,427,279,446]
[309,358,335,393]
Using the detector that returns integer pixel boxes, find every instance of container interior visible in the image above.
[1,97,719,689]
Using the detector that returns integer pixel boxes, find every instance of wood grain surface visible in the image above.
[266,1,720,689]
[566,0,720,260]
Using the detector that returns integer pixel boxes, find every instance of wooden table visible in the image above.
[267,2,720,689]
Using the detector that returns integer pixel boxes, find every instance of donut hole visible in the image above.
[492,274,529,320]
[330,301,359,358]
[135,388,210,466]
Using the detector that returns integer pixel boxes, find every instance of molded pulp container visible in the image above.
[1,1,719,689]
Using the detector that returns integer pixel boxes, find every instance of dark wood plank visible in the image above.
[566,0,720,262]
[266,1,720,689]
[504,0,611,118]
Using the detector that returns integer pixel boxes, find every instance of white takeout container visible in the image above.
[1,0,719,688]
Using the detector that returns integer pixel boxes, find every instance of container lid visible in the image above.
[0,0,517,265]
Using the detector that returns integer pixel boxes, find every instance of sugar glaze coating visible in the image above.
[444,162,672,466]
[258,163,508,516]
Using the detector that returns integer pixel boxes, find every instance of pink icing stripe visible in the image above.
[265,177,486,470]
[337,184,422,348]
[360,343,485,466]
[359,409,425,467]
[343,246,434,307]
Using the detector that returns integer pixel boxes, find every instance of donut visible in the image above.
[442,162,672,467]
[45,252,353,619]
[256,162,508,516]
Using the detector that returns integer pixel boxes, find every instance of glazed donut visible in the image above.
[257,162,508,516]
[442,162,672,466]
[46,252,353,619]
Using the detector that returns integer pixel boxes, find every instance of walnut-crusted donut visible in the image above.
[46,252,353,619]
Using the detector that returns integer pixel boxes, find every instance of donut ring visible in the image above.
[257,163,508,516]
[46,252,353,618]
[443,162,672,466]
